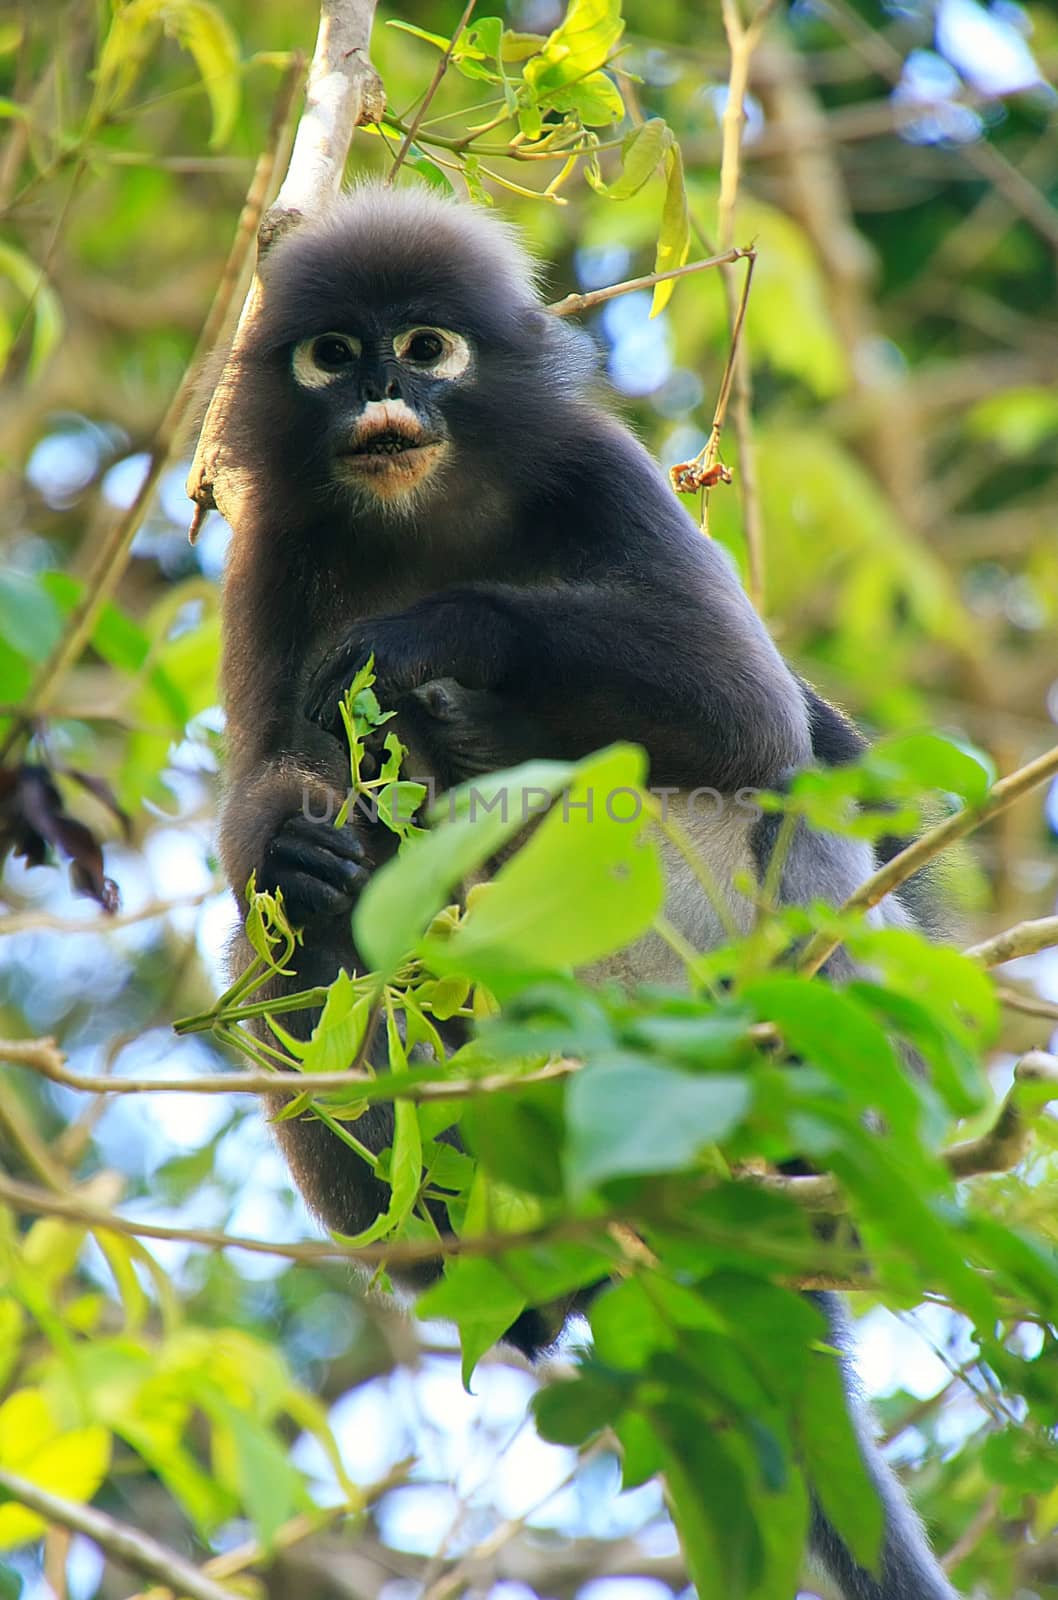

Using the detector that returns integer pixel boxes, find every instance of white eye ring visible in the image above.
[291,332,362,389]
[393,327,471,381]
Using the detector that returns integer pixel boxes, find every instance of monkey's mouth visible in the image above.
[336,426,448,500]
[346,429,425,458]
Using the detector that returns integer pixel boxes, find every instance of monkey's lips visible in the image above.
[336,427,447,498]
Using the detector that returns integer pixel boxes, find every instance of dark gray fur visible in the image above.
[216,184,957,1600]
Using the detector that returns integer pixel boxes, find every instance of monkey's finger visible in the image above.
[267,869,361,923]
[304,680,344,732]
[280,815,366,862]
[265,844,369,895]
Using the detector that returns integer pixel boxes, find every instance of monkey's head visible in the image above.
[242,184,595,523]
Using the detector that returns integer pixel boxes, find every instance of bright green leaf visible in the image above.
[651,144,690,316]
[566,1055,751,1194]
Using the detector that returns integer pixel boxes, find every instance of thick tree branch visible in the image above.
[964,916,1058,969]
[187,0,385,531]
[759,1051,1058,1214]
[944,1051,1058,1180]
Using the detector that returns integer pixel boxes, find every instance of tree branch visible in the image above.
[797,740,1058,976]
[0,1038,578,1102]
[187,0,385,530]
[548,246,752,317]
[0,1468,241,1600]
[943,1051,1058,1180]
[995,987,1058,1023]
[0,60,303,756]
[387,0,477,184]
[963,916,1058,969]
[758,1050,1058,1213]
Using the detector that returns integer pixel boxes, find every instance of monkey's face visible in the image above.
[288,322,473,510]
[245,187,599,531]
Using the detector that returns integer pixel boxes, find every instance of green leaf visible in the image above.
[865,731,994,805]
[742,977,919,1132]
[333,1006,421,1246]
[42,573,150,675]
[967,385,1058,457]
[462,1077,567,1197]
[386,20,450,50]
[651,143,689,316]
[532,1365,631,1445]
[614,1409,664,1486]
[417,1259,527,1389]
[795,1330,884,1573]
[501,29,548,63]
[354,757,577,973]
[95,0,240,148]
[0,1303,23,1396]
[0,241,63,376]
[545,69,623,126]
[565,1055,751,1194]
[295,971,371,1075]
[847,930,999,1049]
[523,0,624,96]
[0,572,62,662]
[588,117,671,198]
[0,1391,110,1551]
[164,1,241,148]
[214,1404,305,1548]
[422,745,664,987]
[651,1402,766,1596]
[404,149,454,193]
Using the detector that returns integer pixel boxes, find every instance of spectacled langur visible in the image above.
[215,186,957,1600]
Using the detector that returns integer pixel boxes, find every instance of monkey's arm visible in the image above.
[304,580,811,791]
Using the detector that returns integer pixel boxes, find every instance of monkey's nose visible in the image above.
[362,373,403,403]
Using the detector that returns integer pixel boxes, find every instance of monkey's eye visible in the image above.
[394,327,470,380]
[291,332,362,388]
[404,330,444,365]
[312,335,358,369]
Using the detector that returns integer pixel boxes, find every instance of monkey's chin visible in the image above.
[335,442,448,506]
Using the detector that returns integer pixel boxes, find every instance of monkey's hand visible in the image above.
[260,815,370,925]
[304,597,520,735]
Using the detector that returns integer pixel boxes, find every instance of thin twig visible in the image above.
[796,741,1058,976]
[203,1461,413,1581]
[0,1039,579,1102]
[709,0,776,596]
[995,987,1058,1024]
[0,1468,241,1600]
[422,1439,610,1600]
[387,0,477,184]
[0,1172,857,1281]
[1,61,303,756]
[0,891,213,937]
[548,246,752,317]
[940,1489,1001,1575]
